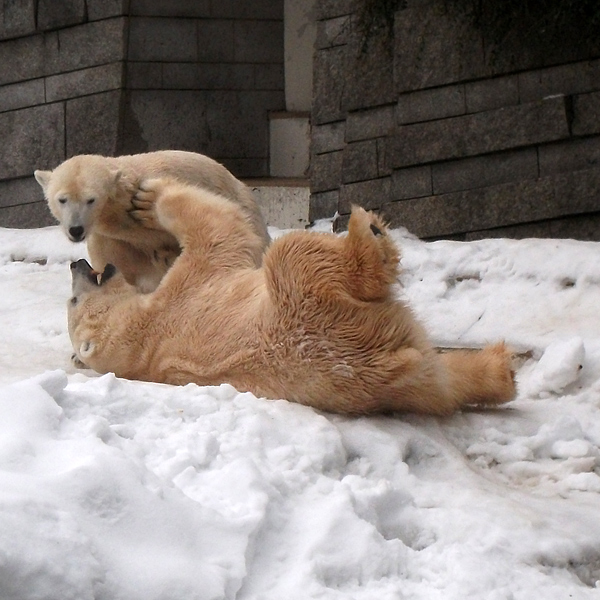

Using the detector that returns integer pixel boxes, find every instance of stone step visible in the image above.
[244,177,310,230]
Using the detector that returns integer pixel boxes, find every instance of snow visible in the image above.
[1,222,600,599]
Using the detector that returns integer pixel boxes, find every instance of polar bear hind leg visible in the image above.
[343,206,400,301]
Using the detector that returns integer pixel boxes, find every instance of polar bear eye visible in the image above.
[58,198,67,205]
[87,198,95,205]
[70,296,78,306]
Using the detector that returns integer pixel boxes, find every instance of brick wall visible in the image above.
[0,0,284,228]
[310,0,600,240]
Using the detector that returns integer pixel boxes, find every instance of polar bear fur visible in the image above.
[67,178,516,415]
[35,151,269,292]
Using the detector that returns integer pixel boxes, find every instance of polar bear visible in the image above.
[35,151,270,292]
[67,178,516,415]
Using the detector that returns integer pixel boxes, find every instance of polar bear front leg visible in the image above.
[129,182,163,230]
[130,178,200,243]
[131,178,260,266]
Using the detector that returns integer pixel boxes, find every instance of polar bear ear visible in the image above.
[34,170,52,191]
[79,340,96,358]
[110,169,123,184]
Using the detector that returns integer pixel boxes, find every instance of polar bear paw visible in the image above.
[129,179,163,229]
[345,207,400,299]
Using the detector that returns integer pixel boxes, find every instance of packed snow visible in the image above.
[0,221,599,599]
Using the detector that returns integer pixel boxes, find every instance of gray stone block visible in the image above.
[0,79,45,113]
[485,19,600,78]
[161,63,255,90]
[0,103,64,179]
[394,2,486,93]
[233,20,284,64]
[391,165,432,200]
[380,187,522,238]
[346,105,394,142]
[309,190,339,221]
[519,59,600,104]
[46,63,123,103]
[312,121,346,154]
[51,19,126,74]
[315,0,354,20]
[254,64,284,90]
[66,91,122,157]
[342,139,378,183]
[539,136,600,177]
[37,0,86,31]
[198,20,235,62]
[396,85,465,124]
[312,46,348,125]
[206,90,284,159]
[342,30,395,112]
[210,0,283,19]
[432,148,538,195]
[222,158,269,179]
[465,75,519,114]
[551,167,600,216]
[0,201,56,229]
[0,0,36,40]
[120,90,209,155]
[381,167,600,238]
[310,150,343,193]
[126,62,163,89]
[572,91,600,136]
[463,212,600,242]
[0,34,51,85]
[130,0,210,17]
[316,15,352,49]
[390,97,570,169]
[128,17,197,62]
[162,63,205,89]
[0,176,45,209]
[339,177,390,213]
[377,138,391,177]
[87,0,128,20]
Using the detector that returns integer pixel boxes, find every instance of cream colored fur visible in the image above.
[35,151,270,292]
[67,178,516,415]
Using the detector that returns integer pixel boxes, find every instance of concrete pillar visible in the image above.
[284,0,317,112]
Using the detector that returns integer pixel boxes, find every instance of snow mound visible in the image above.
[521,338,586,397]
[1,224,600,598]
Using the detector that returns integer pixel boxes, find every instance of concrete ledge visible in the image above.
[245,178,309,229]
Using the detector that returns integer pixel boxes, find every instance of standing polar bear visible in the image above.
[67,177,516,415]
[35,150,270,292]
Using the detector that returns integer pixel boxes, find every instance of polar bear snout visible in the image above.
[68,225,85,242]
[70,260,118,296]
[70,259,95,281]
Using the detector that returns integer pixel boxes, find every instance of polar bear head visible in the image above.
[67,259,129,368]
[35,155,123,243]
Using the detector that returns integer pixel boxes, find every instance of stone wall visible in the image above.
[0,0,284,228]
[122,0,285,177]
[0,0,127,227]
[310,0,600,240]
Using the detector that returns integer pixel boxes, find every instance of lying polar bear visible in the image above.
[67,178,516,415]
[35,151,270,292]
